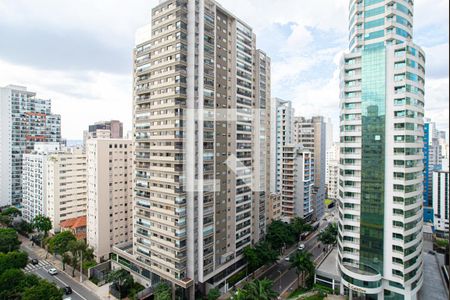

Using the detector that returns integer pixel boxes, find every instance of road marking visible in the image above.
[42,267,88,300]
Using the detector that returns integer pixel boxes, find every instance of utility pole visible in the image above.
[80,250,83,283]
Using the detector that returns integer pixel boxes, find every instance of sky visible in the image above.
[0,0,448,140]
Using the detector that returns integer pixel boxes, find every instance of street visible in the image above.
[258,208,338,295]
[20,237,101,300]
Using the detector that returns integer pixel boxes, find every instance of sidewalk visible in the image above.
[19,235,112,299]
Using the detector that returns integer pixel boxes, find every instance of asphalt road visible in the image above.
[258,208,338,294]
[21,242,100,300]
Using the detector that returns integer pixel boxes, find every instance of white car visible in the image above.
[298,244,305,251]
[284,256,290,262]
[48,268,58,275]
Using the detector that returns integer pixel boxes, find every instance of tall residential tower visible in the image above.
[338,0,425,299]
[116,0,271,297]
[0,85,61,206]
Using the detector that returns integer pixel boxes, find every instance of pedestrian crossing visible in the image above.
[24,260,51,273]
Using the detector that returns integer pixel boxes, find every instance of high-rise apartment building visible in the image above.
[281,145,314,221]
[271,98,294,194]
[293,116,327,220]
[22,143,60,223]
[0,85,61,206]
[326,143,340,201]
[338,0,425,298]
[46,149,87,233]
[433,169,449,234]
[123,0,271,296]
[86,137,133,262]
[22,143,87,233]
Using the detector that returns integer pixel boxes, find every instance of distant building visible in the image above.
[83,120,123,147]
[86,137,133,262]
[293,116,328,220]
[326,143,340,201]
[0,85,61,206]
[433,169,449,234]
[281,145,314,221]
[268,194,282,223]
[22,143,60,223]
[271,98,294,194]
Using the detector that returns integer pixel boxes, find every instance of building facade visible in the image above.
[22,143,60,223]
[327,143,340,201]
[293,116,327,220]
[433,170,449,234]
[126,0,271,297]
[271,98,294,194]
[280,145,314,222]
[0,85,61,206]
[46,149,87,233]
[338,0,425,299]
[86,138,133,262]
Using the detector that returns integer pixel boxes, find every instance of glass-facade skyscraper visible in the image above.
[338,0,425,299]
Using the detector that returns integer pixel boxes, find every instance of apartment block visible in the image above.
[281,145,314,221]
[294,116,328,220]
[22,143,60,223]
[87,138,133,262]
[46,149,87,233]
[338,0,425,298]
[326,143,340,201]
[112,0,271,297]
[271,98,294,194]
[433,169,449,234]
[0,85,61,206]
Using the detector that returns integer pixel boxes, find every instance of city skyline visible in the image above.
[0,0,448,140]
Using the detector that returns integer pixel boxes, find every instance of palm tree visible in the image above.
[242,279,278,300]
[289,251,315,288]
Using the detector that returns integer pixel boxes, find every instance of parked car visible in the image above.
[298,244,305,251]
[284,256,290,262]
[31,258,39,265]
[48,268,58,275]
[63,286,72,295]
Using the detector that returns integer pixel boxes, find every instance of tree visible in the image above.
[0,251,28,273]
[207,288,221,300]
[22,279,63,300]
[15,220,34,236]
[154,282,172,300]
[243,246,260,275]
[318,223,338,246]
[107,269,134,299]
[67,239,94,276]
[266,220,295,250]
[62,253,71,271]
[0,268,27,299]
[47,231,76,254]
[241,279,278,300]
[32,215,52,238]
[0,228,21,253]
[255,241,278,266]
[0,206,22,227]
[289,251,315,289]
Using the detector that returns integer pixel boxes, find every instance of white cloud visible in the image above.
[0,0,448,140]
[0,59,132,140]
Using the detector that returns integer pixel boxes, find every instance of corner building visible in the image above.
[130,0,271,298]
[338,0,425,299]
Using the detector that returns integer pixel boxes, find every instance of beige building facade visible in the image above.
[46,149,87,233]
[86,138,133,262]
